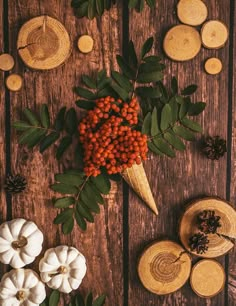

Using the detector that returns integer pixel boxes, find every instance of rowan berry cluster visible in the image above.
[79,96,148,177]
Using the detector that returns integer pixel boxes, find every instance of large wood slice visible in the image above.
[138,240,191,295]
[179,197,236,258]
[190,259,225,298]
[201,20,229,49]
[163,25,201,61]
[177,0,208,26]
[17,15,71,70]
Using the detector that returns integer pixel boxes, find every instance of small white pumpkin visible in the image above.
[0,218,44,268]
[0,268,46,306]
[39,245,87,293]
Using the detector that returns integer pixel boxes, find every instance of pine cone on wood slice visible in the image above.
[189,232,209,254]
[122,162,158,215]
[4,174,27,194]
[197,210,221,234]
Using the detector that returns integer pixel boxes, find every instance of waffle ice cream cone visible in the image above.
[122,162,158,215]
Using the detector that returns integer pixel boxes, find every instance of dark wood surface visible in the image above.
[0,1,235,305]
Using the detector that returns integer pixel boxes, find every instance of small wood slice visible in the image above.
[6,74,23,91]
[179,197,236,258]
[78,35,94,53]
[205,57,222,75]
[138,240,191,295]
[201,20,229,49]
[177,0,208,26]
[17,15,71,70]
[163,25,201,61]
[190,259,225,298]
[0,53,15,71]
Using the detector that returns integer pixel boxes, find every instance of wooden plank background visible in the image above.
[0,0,235,305]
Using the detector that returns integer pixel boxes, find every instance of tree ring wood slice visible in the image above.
[190,259,225,298]
[78,35,94,53]
[179,197,236,258]
[204,57,222,75]
[0,53,15,71]
[17,15,71,70]
[201,20,229,49]
[177,0,208,26]
[163,25,201,61]
[6,74,23,91]
[138,240,191,295]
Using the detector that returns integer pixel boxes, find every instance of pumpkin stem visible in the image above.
[58,266,67,274]
[16,290,25,301]
[12,236,28,249]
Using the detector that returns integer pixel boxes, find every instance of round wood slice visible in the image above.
[6,74,23,91]
[190,259,225,298]
[0,53,15,71]
[201,20,229,49]
[78,35,94,53]
[138,240,191,295]
[205,57,222,75]
[17,15,71,70]
[163,25,201,61]
[177,0,208,26]
[179,197,236,258]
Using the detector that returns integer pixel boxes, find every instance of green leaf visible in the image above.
[146,0,155,8]
[82,75,97,89]
[55,173,83,186]
[97,70,106,82]
[142,112,151,135]
[139,62,165,73]
[86,181,104,204]
[158,81,169,103]
[40,104,50,128]
[148,141,164,156]
[110,83,129,102]
[96,0,104,15]
[77,202,94,222]
[164,131,186,151]
[54,208,74,224]
[171,77,178,95]
[13,121,33,131]
[55,107,66,132]
[137,71,163,83]
[75,210,87,231]
[81,190,100,214]
[40,132,60,153]
[76,100,96,110]
[86,292,93,306]
[54,197,75,208]
[75,87,96,100]
[97,77,111,90]
[88,0,96,19]
[153,138,176,157]
[49,291,60,306]
[56,136,72,160]
[143,55,162,62]
[128,40,138,69]
[116,55,136,80]
[135,86,161,98]
[141,37,154,59]
[128,0,139,8]
[181,84,198,95]
[169,97,178,123]
[160,104,172,131]
[179,98,190,119]
[111,71,132,92]
[23,108,39,126]
[27,129,47,148]
[175,95,184,104]
[188,102,206,116]
[151,107,160,136]
[91,174,111,194]
[65,108,77,135]
[181,118,203,132]
[93,294,106,306]
[173,125,195,141]
[51,183,78,195]
[18,127,37,145]
[62,217,74,234]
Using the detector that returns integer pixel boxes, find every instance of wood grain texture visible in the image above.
[228,1,236,305]
[0,0,7,278]
[129,1,230,305]
[7,1,123,305]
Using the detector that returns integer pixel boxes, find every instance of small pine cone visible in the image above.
[4,174,27,194]
[189,232,209,254]
[202,136,227,160]
[198,210,221,234]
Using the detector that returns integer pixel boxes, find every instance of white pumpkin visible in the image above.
[0,218,44,268]
[0,268,46,306]
[39,245,87,293]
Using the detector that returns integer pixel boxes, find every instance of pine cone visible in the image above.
[197,210,221,234]
[202,136,227,160]
[189,232,209,254]
[4,174,27,194]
